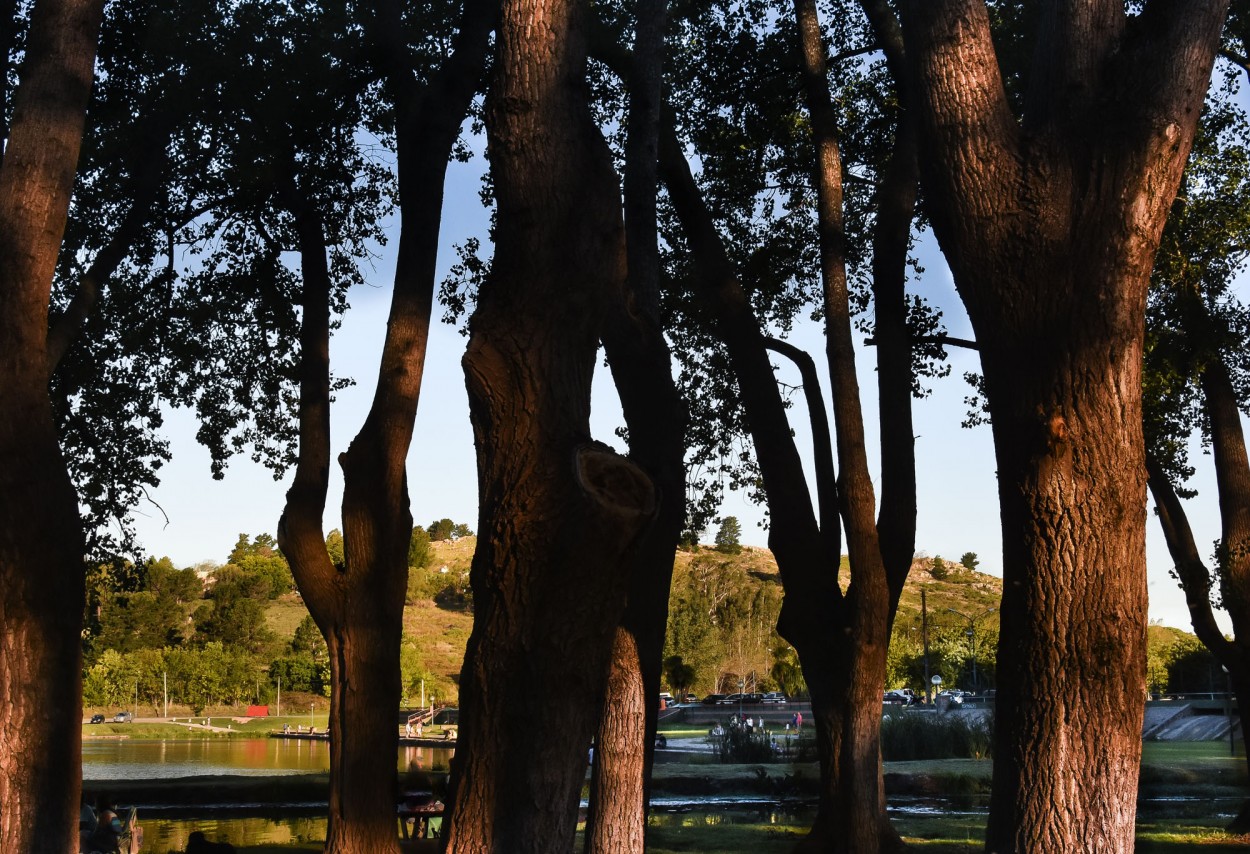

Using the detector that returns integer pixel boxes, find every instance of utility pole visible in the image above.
[948,607,997,694]
[922,589,932,704]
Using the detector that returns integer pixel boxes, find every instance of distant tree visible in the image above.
[194,566,275,654]
[662,655,696,699]
[408,525,432,568]
[929,556,949,580]
[291,615,328,662]
[94,590,187,653]
[1165,636,1222,695]
[770,645,807,698]
[451,522,473,538]
[714,516,743,554]
[960,552,979,572]
[428,518,455,541]
[228,532,279,564]
[324,529,345,571]
[227,533,293,597]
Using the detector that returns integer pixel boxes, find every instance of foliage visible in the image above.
[929,556,949,580]
[1163,635,1224,695]
[880,710,993,761]
[408,525,432,568]
[269,653,330,697]
[325,529,345,570]
[427,519,472,542]
[84,643,263,713]
[959,552,979,571]
[227,533,294,598]
[714,722,782,764]
[769,644,806,698]
[663,655,697,698]
[715,516,744,554]
[665,549,784,694]
[194,564,277,655]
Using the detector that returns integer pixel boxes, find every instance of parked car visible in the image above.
[743,693,764,704]
[683,694,699,704]
[113,711,133,723]
[883,690,915,706]
[89,714,105,724]
[761,692,788,704]
[718,693,743,704]
[701,694,726,705]
[936,690,965,707]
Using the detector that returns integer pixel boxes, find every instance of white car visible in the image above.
[761,692,788,704]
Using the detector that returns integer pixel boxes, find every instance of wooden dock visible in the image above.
[269,730,458,748]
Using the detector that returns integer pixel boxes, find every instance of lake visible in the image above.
[83,738,456,781]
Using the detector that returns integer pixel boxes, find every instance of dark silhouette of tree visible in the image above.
[443,0,656,848]
[1142,65,1250,829]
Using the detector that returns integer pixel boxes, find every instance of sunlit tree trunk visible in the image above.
[0,1,105,850]
[444,0,656,849]
[585,1,683,850]
[897,2,1228,848]
[276,4,494,851]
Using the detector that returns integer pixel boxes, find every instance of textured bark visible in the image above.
[791,1,898,849]
[275,3,495,851]
[897,2,1229,849]
[0,0,105,850]
[443,0,656,850]
[586,1,683,850]
[587,629,648,854]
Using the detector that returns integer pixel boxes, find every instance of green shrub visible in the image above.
[880,710,993,761]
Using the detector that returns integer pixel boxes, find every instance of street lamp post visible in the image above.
[947,607,996,694]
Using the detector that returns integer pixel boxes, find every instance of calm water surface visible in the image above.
[83,738,455,780]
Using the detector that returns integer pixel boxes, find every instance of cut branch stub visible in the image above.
[576,442,656,521]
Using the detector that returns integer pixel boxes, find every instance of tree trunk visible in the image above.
[897,2,1229,848]
[1147,350,1250,831]
[274,3,494,849]
[0,1,104,850]
[587,629,648,854]
[584,1,684,850]
[443,1,655,851]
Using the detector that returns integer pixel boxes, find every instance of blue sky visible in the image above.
[127,128,1240,634]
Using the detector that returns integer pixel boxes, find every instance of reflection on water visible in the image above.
[83,739,456,781]
[138,815,327,852]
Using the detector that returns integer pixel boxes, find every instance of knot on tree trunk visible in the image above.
[575,442,656,520]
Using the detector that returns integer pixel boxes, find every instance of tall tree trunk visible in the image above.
[444,0,656,849]
[586,1,684,849]
[1147,351,1250,831]
[0,0,104,850]
[275,4,495,851]
[897,2,1229,849]
[791,0,903,848]
[658,125,854,848]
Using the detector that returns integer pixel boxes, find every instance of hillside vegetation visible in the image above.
[82,533,1215,715]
